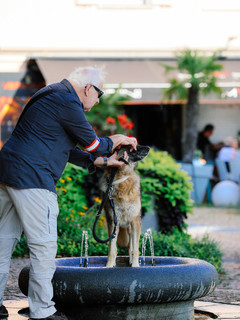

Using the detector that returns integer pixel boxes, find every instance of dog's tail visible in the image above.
[117,227,129,248]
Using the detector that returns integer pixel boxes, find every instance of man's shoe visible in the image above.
[29,311,68,320]
[0,305,8,318]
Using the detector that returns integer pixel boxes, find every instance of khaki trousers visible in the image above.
[0,185,59,319]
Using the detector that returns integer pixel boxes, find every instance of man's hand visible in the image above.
[94,151,129,168]
[107,151,129,167]
[110,134,137,151]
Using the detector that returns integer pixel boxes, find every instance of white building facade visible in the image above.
[1,0,240,155]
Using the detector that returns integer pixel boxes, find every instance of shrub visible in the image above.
[13,226,223,273]
[13,150,194,254]
[85,91,133,136]
[13,162,222,273]
[138,149,193,233]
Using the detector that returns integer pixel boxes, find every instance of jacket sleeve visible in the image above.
[60,99,113,156]
[68,148,96,173]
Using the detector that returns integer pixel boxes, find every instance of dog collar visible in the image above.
[112,176,130,186]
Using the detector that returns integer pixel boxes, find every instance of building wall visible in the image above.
[1,0,240,57]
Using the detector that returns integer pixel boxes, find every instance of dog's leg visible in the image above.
[106,225,119,268]
[128,226,133,266]
[130,216,141,267]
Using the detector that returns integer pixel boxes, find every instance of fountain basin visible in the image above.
[18,256,218,320]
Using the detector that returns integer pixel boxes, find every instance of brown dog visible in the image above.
[99,145,150,267]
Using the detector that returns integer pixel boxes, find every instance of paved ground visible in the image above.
[4,258,29,301]
[187,206,240,306]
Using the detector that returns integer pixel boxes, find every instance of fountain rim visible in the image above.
[19,255,219,307]
[54,255,218,269]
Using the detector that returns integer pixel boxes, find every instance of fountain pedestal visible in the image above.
[59,301,194,320]
[18,256,218,320]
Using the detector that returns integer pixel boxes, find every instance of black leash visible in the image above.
[92,167,118,243]
[92,157,128,243]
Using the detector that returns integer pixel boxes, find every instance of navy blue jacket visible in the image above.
[0,79,113,194]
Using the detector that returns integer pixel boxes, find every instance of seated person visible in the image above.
[218,136,238,172]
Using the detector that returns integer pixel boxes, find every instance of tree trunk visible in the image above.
[182,86,199,163]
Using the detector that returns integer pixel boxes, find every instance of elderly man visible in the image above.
[0,67,137,320]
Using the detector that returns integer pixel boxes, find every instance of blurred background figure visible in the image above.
[197,124,223,162]
[217,136,238,172]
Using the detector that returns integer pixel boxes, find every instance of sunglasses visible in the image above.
[92,85,104,98]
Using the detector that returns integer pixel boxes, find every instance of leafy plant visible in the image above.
[141,229,223,273]
[138,149,193,233]
[12,158,222,273]
[13,150,193,254]
[85,90,134,136]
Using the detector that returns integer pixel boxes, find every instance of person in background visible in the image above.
[217,136,238,172]
[237,130,240,148]
[0,67,137,320]
[197,124,223,161]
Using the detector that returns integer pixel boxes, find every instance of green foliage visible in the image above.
[14,149,194,256]
[144,229,223,273]
[117,228,223,273]
[138,149,193,233]
[12,161,222,273]
[12,234,28,257]
[85,90,133,136]
[161,49,223,102]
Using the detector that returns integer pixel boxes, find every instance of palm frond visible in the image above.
[163,79,188,100]
[176,49,223,76]
[202,76,223,96]
[159,62,176,73]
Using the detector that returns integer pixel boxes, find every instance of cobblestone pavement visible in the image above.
[3,206,240,306]
[187,206,240,306]
[4,258,29,301]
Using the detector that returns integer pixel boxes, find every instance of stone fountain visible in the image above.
[18,230,218,320]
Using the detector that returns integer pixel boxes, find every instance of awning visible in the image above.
[37,58,240,103]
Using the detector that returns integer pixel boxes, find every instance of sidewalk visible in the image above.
[4,298,240,320]
[187,206,240,306]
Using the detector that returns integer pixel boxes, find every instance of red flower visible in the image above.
[117,114,134,131]
[106,116,116,124]
[117,114,128,125]
[124,122,134,130]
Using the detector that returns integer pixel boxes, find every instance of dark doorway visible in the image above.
[125,104,183,160]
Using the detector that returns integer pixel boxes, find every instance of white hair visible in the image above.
[67,66,105,88]
[225,136,237,148]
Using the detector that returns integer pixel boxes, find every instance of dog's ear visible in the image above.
[128,145,150,162]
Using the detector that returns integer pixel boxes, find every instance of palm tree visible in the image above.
[162,50,223,162]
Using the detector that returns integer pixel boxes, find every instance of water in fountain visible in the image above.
[141,228,156,266]
[80,230,89,267]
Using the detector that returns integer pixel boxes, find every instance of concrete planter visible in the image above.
[18,256,218,320]
[179,163,214,203]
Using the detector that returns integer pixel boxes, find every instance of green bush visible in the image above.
[138,149,193,233]
[13,226,223,273]
[13,161,222,273]
[85,91,133,136]
[151,229,223,273]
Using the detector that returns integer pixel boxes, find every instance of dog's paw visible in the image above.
[106,262,115,268]
[131,261,140,267]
